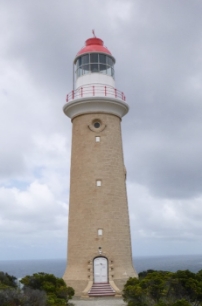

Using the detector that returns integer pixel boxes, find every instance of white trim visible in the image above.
[76,73,115,89]
[63,97,129,119]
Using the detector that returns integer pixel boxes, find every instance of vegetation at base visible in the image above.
[0,271,74,306]
[0,271,17,289]
[0,287,47,306]
[123,269,202,306]
[21,272,75,306]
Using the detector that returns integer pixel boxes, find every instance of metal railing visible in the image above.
[66,84,126,102]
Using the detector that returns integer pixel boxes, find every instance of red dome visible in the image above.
[76,37,112,56]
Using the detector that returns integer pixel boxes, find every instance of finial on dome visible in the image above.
[92,29,96,38]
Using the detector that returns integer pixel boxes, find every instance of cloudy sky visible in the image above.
[1,0,202,262]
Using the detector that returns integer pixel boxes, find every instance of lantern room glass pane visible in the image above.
[76,67,82,77]
[77,57,82,67]
[99,64,106,73]
[83,64,90,72]
[106,56,114,67]
[81,54,89,65]
[90,63,99,73]
[99,54,106,64]
[90,53,98,63]
[106,66,112,76]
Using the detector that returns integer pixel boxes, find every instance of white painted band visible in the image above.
[63,97,129,119]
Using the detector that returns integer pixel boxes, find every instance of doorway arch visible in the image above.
[93,257,108,283]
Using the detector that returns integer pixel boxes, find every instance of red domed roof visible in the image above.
[76,37,112,57]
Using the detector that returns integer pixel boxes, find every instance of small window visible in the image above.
[95,136,100,142]
[96,180,102,187]
[94,122,100,128]
[98,229,103,236]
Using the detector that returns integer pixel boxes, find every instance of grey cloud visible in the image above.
[1,0,202,259]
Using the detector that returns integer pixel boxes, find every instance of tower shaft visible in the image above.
[63,112,137,295]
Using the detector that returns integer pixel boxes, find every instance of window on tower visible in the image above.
[75,53,115,79]
[96,180,102,187]
[98,229,103,236]
[94,122,100,128]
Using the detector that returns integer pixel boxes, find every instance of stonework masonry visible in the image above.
[63,112,137,296]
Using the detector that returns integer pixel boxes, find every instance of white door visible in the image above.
[94,257,108,283]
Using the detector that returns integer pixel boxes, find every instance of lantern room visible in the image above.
[74,37,116,89]
[64,34,128,118]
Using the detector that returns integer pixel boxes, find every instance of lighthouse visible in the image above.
[63,34,137,297]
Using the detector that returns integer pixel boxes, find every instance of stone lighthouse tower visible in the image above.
[63,35,137,297]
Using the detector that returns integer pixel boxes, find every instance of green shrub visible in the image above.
[123,270,202,306]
